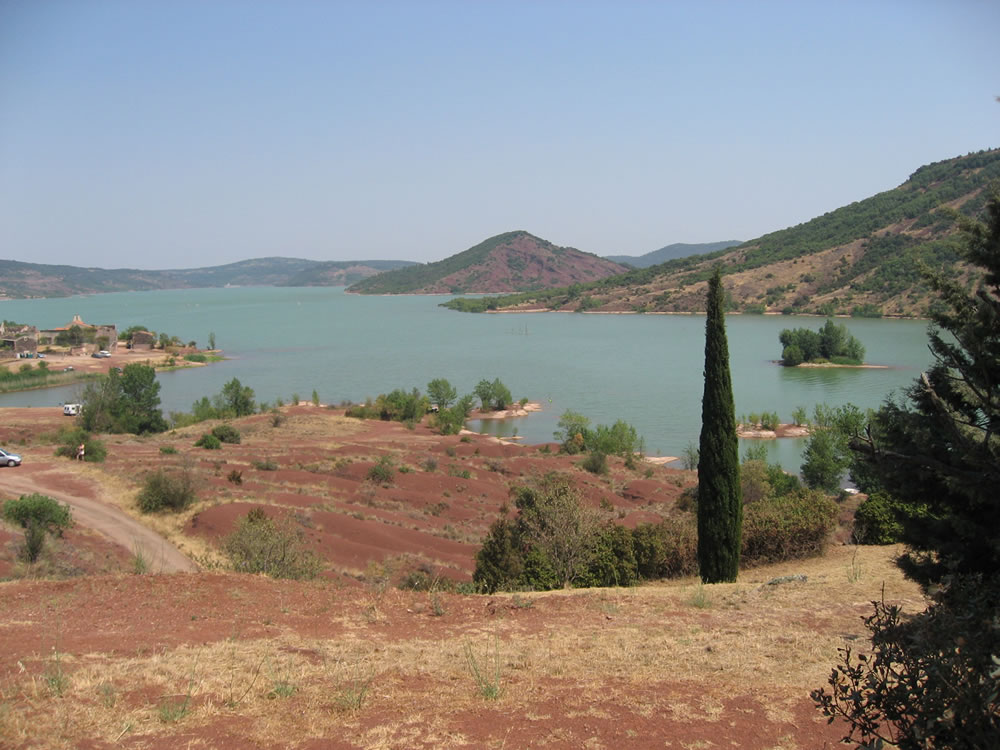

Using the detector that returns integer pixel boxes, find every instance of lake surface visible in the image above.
[0,287,934,470]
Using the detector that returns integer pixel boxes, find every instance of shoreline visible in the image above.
[471,401,543,419]
[792,361,889,369]
[737,423,811,439]
[0,349,222,395]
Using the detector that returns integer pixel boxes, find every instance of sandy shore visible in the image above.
[472,401,543,419]
[737,423,811,439]
[644,455,680,465]
[793,362,888,369]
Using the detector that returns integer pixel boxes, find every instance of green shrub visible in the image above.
[159,445,178,455]
[632,518,699,579]
[211,424,241,444]
[580,451,608,475]
[19,522,47,563]
[813,576,1000,748]
[194,433,222,449]
[366,456,394,484]
[578,524,638,587]
[137,469,196,513]
[53,427,107,462]
[3,494,72,536]
[346,388,428,423]
[253,460,278,471]
[741,488,838,566]
[223,509,322,580]
[852,491,907,544]
[184,353,207,363]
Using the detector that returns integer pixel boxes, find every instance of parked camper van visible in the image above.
[63,403,81,416]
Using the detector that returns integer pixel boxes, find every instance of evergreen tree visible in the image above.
[814,188,1000,747]
[696,268,742,582]
[850,188,1000,578]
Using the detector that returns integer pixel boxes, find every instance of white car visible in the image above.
[0,448,22,467]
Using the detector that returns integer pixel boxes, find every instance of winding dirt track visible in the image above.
[1,463,197,573]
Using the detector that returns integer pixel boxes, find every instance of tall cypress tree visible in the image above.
[697,268,742,583]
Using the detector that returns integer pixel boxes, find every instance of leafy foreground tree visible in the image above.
[799,403,867,493]
[426,378,458,410]
[696,268,742,583]
[813,189,1000,745]
[80,363,168,434]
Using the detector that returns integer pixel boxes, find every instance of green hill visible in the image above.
[347,231,628,294]
[0,257,412,299]
[605,240,743,268]
[443,148,1000,317]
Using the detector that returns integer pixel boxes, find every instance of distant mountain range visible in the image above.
[7,148,998,309]
[604,241,743,268]
[443,148,1000,317]
[0,257,415,299]
[346,231,628,294]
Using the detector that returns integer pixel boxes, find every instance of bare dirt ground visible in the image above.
[0,405,904,748]
[1,405,696,579]
[1,348,205,382]
[0,545,923,749]
[0,463,195,573]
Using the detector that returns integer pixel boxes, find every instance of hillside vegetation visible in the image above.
[444,148,1000,316]
[0,257,413,299]
[347,231,628,294]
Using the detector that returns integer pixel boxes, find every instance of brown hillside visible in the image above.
[413,233,628,294]
[465,149,1000,317]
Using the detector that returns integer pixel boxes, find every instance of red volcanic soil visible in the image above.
[0,405,913,750]
[0,545,924,749]
[1,405,693,584]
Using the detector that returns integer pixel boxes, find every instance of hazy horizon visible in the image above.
[2,1,997,270]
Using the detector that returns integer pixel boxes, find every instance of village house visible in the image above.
[127,330,156,350]
[37,315,118,355]
[0,323,39,359]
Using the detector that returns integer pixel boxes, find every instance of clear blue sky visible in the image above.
[1,1,997,269]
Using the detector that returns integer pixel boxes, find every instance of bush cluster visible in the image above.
[346,388,428,423]
[737,411,780,431]
[223,508,322,580]
[366,456,394,485]
[53,427,107,462]
[473,378,512,411]
[137,469,196,513]
[780,319,865,365]
[850,491,931,545]
[474,470,838,593]
[211,424,241,444]
[554,411,644,459]
[170,377,257,427]
[194,433,221,449]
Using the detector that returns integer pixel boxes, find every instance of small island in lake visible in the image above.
[778,319,870,367]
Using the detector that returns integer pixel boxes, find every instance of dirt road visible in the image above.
[1,463,197,573]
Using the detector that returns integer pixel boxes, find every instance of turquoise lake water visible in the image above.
[0,287,934,470]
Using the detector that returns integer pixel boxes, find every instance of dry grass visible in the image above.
[0,545,926,749]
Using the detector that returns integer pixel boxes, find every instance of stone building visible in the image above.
[38,315,118,353]
[0,323,39,359]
